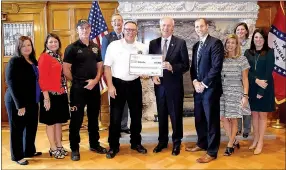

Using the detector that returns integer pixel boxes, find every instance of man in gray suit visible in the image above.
[101,13,130,134]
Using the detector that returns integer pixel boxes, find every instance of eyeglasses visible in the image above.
[124,28,137,33]
[112,19,122,23]
[78,26,90,31]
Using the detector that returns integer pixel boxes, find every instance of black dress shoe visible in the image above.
[106,148,119,159]
[71,150,80,161]
[90,145,107,154]
[15,159,29,165]
[243,133,249,138]
[236,131,242,136]
[121,128,131,134]
[172,146,180,156]
[153,143,168,153]
[131,144,147,154]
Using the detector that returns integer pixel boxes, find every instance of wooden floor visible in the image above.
[1,117,285,169]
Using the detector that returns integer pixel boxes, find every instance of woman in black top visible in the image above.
[244,29,275,155]
[5,36,42,165]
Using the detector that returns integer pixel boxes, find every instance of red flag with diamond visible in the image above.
[268,1,286,105]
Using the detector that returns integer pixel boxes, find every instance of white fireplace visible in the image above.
[117,1,260,121]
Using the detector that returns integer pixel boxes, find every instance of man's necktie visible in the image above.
[196,41,204,76]
[162,39,168,60]
[118,34,122,39]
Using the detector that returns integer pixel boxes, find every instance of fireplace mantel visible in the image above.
[118,1,259,21]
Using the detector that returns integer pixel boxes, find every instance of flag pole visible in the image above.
[99,92,108,131]
[99,110,107,131]
[271,106,285,129]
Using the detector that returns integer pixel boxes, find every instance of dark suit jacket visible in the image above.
[190,35,224,92]
[101,31,120,61]
[5,56,38,109]
[149,35,189,92]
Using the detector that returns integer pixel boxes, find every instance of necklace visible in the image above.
[254,53,260,71]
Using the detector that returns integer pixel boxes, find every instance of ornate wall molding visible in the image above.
[118,1,259,20]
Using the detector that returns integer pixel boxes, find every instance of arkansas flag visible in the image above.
[88,1,108,95]
[268,1,286,105]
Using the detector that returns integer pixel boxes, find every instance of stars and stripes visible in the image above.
[88,1,108,94]
[88,1,108,48]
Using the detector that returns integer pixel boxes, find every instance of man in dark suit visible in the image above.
[149,16,189,156]
[101,13,130,134]
[186,18,224,163]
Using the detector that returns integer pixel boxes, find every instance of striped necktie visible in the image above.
[196,41,204,76]
[162,39,168,60]
[118,34,122,39]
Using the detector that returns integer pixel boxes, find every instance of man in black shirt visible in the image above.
[63,19,107,161]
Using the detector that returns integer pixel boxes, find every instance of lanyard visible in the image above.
[254,53,260,71]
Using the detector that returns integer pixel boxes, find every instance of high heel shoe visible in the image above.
[254,147,262,155]
[57,146,68,156]
[249,142,257,150]
[223,147,234,156]
[233,139,240,149]
[49,149,65,159]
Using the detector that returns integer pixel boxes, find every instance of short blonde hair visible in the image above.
[224,34,241,59]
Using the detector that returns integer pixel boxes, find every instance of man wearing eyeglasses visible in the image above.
[149,16,189,156]
[101,13,131,136]
[104,21,148,159]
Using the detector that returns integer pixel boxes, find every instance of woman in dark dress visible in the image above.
[5,36,42,165]
[38,33,70,159]
[244,28,275,155]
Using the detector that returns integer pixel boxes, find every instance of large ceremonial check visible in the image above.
[129,54,163,76]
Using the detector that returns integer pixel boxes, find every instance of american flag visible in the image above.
[88,1,108,94]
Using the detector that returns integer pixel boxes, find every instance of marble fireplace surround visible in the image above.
[117,0,259,121]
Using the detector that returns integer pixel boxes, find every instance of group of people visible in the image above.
[4,14,275,165]
[187,19,274,163]
[5,19,106,165]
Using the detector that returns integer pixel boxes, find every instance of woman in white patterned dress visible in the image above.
[220,34,251,156]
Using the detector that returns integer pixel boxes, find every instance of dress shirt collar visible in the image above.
[199,34,208,44]
[162,35,172,42]
[116,32,123,39]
